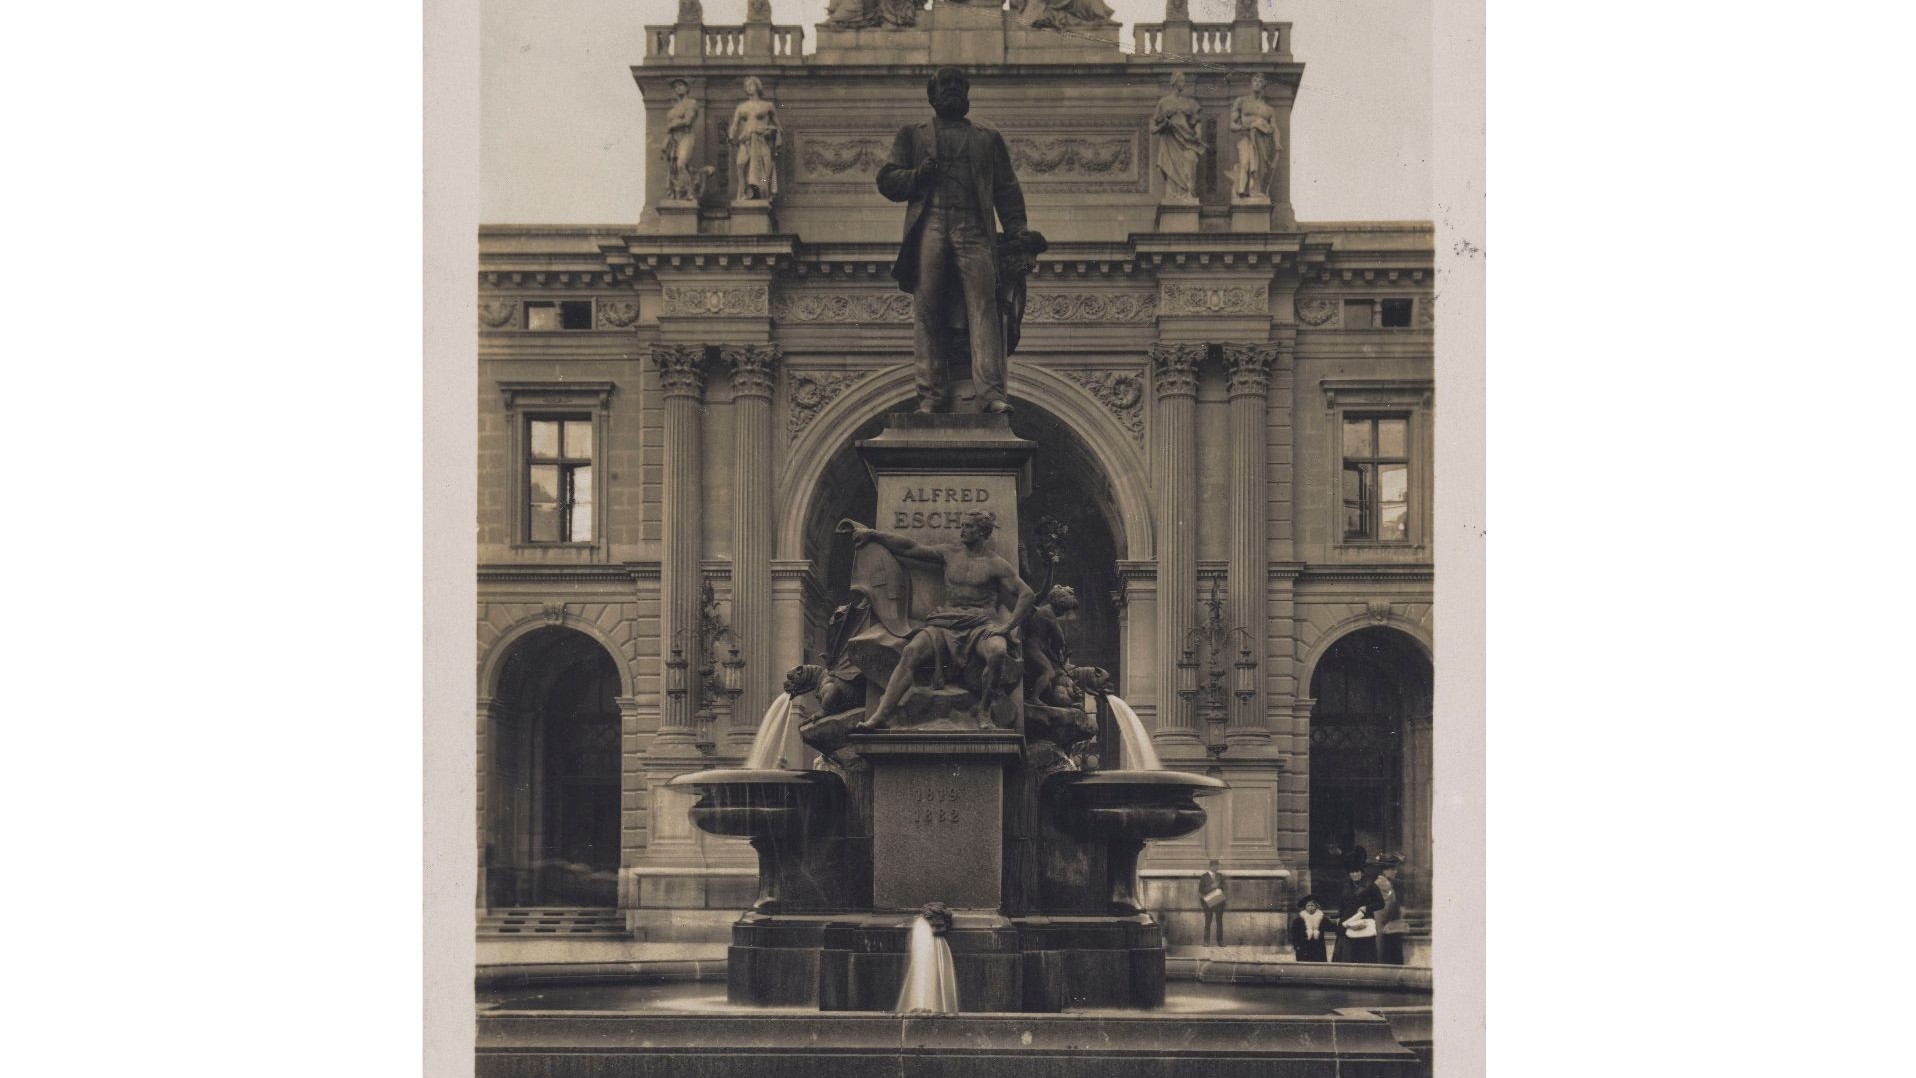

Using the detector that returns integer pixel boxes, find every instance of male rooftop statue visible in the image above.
[838,510,1036,731]
[877,67,1039,415]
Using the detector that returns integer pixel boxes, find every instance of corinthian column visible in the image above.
[1222,343,1280,750]
[721,343,779,754]
[650,344,707,755]
[1150,342,1205,750]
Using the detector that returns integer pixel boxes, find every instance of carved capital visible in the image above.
[721,343,780,399]
[1149,342,1206,399]
[654,345,708,400]
[1222,343,1282,398]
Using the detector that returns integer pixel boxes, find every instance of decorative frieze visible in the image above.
[1161,283,1268,315]
[799,139,888,177]
[787,367,879,440]
[771,292,913,324]
[478,300,518,329]
[722,343,781,398]
[1061,369,1146,440]
[1009,137,1134,177]
[1023,292,1158,324]
[661,285,769,317]
[597,299,641,327]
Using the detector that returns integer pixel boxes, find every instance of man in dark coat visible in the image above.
[877,67,1032,414]
[1198,859,1229,947]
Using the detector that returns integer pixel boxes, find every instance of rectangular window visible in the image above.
[1341,415,1410,543]
[524,300,594,331]
[1342,300,1374,329]
[526,417,594,543]
[1380,298,1413,327]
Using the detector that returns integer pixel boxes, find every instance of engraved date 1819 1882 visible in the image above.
[914,785,961,827]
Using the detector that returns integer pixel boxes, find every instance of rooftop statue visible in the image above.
[1150,72,1203,202]
[877,67,1046,415]
[660,79,710,202]
[826,0,925,29]
[729,77,781,201]
[1012,0,1117,31]
[1229,73,1280,202]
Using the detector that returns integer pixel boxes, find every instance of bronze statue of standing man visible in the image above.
[878,68,1035,415]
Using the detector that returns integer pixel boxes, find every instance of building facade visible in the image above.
[476,2,1434,947]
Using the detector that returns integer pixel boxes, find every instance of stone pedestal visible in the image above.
[651,199,700,235]
[1231,196,1274,233]
[857,730,1022,911]
[1154,200,1200,232]
[729,198,775,234]
[857,411,1036,618]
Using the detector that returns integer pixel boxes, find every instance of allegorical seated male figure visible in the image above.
[838,510,1036,731]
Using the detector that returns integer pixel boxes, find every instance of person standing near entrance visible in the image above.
[1372,852,1408,964]
[1334,849,1381,963]
[1198,860,1229,947]
[1288,894,1329,962]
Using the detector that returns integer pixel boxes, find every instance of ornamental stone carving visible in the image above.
[722,343,781,398]
[661,285,770,317]
[1294,296,1338,326]
[787,368,879,440]
[771,292,914,324]
[654,344,708,399]
[1061,369,1147,440]
[1221,343,1281,397]
[1010,137,1133,177]
[1149,342,1205,398]
[597,300,640,328]
[1419,295,1434,326]
[1023,292,1158,324]
[1162,283,1269,315]
[800,139,889,177]
[478,300,518,329]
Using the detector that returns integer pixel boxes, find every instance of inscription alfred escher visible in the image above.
[888,485,992,530]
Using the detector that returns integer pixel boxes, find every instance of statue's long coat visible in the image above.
[877,119,1029,295]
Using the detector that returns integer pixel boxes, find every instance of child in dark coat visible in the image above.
[1288,894,1329,962]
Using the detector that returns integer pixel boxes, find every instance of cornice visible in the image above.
[478,561,660,584]
[496,380,616,409]
[1277,562,1434,584]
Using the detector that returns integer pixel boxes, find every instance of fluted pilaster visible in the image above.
[721,343,779,753]
[1222,343,1280,749]
[651,344,707,753]
[1150,342,1205,747]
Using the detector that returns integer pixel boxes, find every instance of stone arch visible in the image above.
[479,609,636,700]
[1297,611,1433,701]
[775,363,1155,562]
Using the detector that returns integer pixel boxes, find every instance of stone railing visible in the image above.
[1131,21,1291,59]
[644,24,808,61]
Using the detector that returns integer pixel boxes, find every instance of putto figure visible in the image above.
[877,67,1036,415]
[660,79,705,201]
[1229,73,1280,201]
[838,510,1035,731]
[729,76,781,201]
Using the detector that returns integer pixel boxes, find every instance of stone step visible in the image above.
[479,908,629,938]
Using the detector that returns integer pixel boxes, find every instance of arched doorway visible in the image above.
[485,626,623,907]
[797,396,1125,682]
[1307,627,1433,908]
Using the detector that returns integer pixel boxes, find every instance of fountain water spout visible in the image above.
[893,902,959,1016]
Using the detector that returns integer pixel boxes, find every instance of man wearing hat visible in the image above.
[1334,848,1382,963]
[1288,894,1329,962]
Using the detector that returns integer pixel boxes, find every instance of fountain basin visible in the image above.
[1047,769,1226,841]
[666,768,845,839]
[666,769,851,914]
